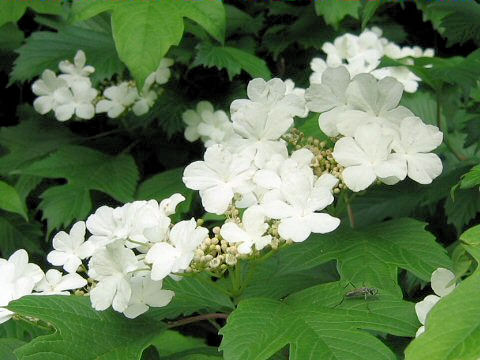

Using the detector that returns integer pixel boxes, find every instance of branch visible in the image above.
[167,313,229,329]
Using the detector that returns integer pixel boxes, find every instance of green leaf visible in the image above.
[0,23,24,51]
[314,0,361,29]
[0,214,42,257]
[430,2,480,46]
[39,184,91,235]
[295,113,329,141]
[460,224,480,266]
[0,0,63,27]
[18,145,139,203]
[193,43,271,80]
[11,24,125,84]
[361,1,381,29]
[0,118,79,174]
[152,330,221,359]
[445,188,480,233]
[250,218,450,293]
[71,0,225,86]
[136,167,194,217]
[8,295,166,360]
[0,338,26,360]
[16,145,139,233]
[220,282,418,360]
[400,91,437,126]
[0,179,27,219]
[405,271,480,360]
[461,164,480,189]
[151,274,234,320]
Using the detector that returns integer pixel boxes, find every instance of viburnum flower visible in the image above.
[132,74,158,116]
[34,269,87,295]
[182,144,255,214]
[47,221,94,273]
[123,276,174,319]
[86,205,133,247]
[333,124,407,192]
[54,82,98,121]
[88,242,139,312]
[31,69,68,115]
[415,268,456,337]
[96,82,138,118]
[230,78,306,166]
[58,50,95,86]
[262,170,340,243]
[284,79,309,117]
[0,250,44,324]
[391,116,443,184]
[153,58,174,85]
[220,205,271,254]
[146,219,208,281]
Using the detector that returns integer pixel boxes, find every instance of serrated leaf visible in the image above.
[152,330,221,359]
[0,214,42,257]
[445,188,480,233]
[8,295,166,360]
[18,145,139,203]
[461,164,480,189]
[72,0,225,86]
[430,2,480,46]
[246,219,450,295]
[193,43,271,80]
[0,0,63,27]
[314,0,361,29]
[0,179,27,219]
[405,271,480,360]
[400,91,437,126]
[0,338,26,360]
[460,224,480,265]
[361,1,381,29]
[220,281,418,360]
[150,275,234,320]
[39,184,91,235]
[0,118,79,174]
[136,167,194,217]
[0,23,24,51]
[11,24,124,84]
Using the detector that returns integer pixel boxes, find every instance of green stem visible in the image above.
[166,313,229,329]
[344,192,355,229]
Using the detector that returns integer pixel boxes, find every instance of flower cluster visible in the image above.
[182,78,341,247]
[32,50,173,121]
[306,66,443,192]
[310,27,434,93]
[415,268,456,337]
[0,194,215,320]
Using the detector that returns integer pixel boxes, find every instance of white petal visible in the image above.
[199,185,234,215]
[415,294,440,325]
[431,268,456,297]
[406,153,443,184]
[33,96,54,114]
[341,165,377,192]
[278,217,311,242]
[333,137,367,167]
[220,222,248,244]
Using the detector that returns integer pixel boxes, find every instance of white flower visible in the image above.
[182,101,237,147]
[96,82,138,118]
[230,78,306,166]
[182,145,255,215]
[132,74,158,116]
[371,65,421,93]
[154,58,174,85]
[262,170,340,243]
[0,249,44,324]
[54,82,98,121]
[391,117,443,184]
[123,276,174,318]
[47,221,94,273]
[32,69,68,115]
[34,269,86,295]
[284,79,308,117]
[86,205,132,247]
[220,206,272,254]
[306,66,350,114]
[58,50,95,86]
[145,219,208,281]
[88,242,139,312]
[415,268,456,337]
[333,124,407,192]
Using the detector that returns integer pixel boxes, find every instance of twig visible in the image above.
[167,313,229,329]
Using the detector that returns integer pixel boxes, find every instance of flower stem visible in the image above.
[166,313,229,329]
[344,192,355,228]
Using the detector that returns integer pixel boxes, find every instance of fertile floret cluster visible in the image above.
[32,50,173,121]
[310,27,434,93]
